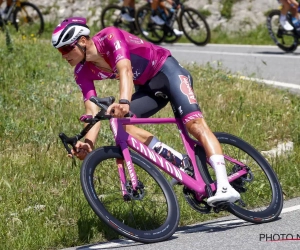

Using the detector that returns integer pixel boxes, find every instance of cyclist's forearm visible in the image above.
[117,60,134,101]
[84,122,101,149]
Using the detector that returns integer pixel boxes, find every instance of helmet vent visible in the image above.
[63,27,75,42]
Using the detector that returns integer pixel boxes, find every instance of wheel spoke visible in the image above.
[80,147,179,243]
[13,2,44,36]
[213,133,283,222]
[180,8,210,46]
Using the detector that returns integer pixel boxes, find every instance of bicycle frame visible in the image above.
[110,117,248,201]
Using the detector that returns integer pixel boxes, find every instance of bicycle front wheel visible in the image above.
[267,9,298,53]
[196,132,283,223]
[179,7,210,46]
[80,146,180,243]
[13,2,44,36]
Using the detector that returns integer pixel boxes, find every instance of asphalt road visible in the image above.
[63,197,300,250]
[62,44,300,250]
[162,43,300,89]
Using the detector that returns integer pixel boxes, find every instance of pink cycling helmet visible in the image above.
[52,17,90,48]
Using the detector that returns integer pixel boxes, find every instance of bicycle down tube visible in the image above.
[110,117,249,199]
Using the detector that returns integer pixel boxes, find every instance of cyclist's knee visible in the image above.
[185,118,211,138]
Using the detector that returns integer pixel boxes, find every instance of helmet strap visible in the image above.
[76,43,86,64]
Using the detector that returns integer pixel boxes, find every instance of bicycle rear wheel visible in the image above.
[80,146,180,243]
[266,9,298,53]
[135,4,165,44]
[196,132,283,223]
[101,4,138,35]
[13,2,44,36]
[179,7,210,46]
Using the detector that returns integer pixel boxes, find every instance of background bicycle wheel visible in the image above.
[179,7,210,46]
[13,2,44,36]
[101,4,138,35]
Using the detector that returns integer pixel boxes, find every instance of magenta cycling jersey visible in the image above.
[74,27,171,101]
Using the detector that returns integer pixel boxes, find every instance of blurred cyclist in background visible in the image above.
[121,0,183,35]
[0,0,12,17]
[121,0,135,22]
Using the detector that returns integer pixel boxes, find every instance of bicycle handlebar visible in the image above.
[59,96,134,156]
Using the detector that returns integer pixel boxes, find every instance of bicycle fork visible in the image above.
[116,145,142,201]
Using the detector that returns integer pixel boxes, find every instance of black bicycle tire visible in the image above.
[179,7,210,46]
[135,4,165,44]
[195,132,283,223]
[80,146,180,243]
[266,9,298,53]
[13,2,44,35]
[101,4,122,29]
[101,4,138,35]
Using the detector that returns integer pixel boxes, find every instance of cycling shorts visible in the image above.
[130,56,203,124]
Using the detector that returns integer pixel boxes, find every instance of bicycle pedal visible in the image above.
[238,199,246,207]
[212,201,229,213]
[213,201,229,207]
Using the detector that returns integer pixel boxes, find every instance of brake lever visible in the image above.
[59,133,78,156]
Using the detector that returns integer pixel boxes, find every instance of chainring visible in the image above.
[183,187,211,214]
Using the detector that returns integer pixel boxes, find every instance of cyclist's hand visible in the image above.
[107,103,130,118]
[69,141,92,160]
[288,0,299,8]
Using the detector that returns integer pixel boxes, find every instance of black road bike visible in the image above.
[0,0,44,36]
[101,0,210,45]
[101,1,181,43]
[135,0,210,45]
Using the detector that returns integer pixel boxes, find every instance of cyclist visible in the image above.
[121,0,183,35]
[278,0,300,31]
[121,0,168,24]
[121,0,135,22]
[0,0,12,17]
[51,17,240,207]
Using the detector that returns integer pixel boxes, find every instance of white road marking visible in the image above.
[165,43,290,49]
[235,76,300,90]
[169,49,299,59]
[88,240,136,249]
[175,204,300,235]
